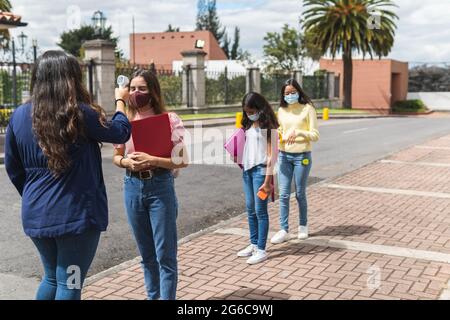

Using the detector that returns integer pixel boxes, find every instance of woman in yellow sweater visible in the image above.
[271,79,320,244]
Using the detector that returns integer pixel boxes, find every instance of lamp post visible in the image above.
[18,31,28,53]
[12,38,17,108]
[92,10,106,38]
[32,39,38,62]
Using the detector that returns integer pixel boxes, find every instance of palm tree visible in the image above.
[0,0,13,49]
[303,0,398,108]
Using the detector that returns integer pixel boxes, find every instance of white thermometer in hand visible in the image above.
[117,75,130,88]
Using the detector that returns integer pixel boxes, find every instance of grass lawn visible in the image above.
[179,113,237,121]
[178,108,367,121]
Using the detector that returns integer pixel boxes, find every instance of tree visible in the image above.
[196,1,246,61]
[166,24,180,32]
[230,27,240,60]
[303,0,398,108]
[196,0,227,53]
[263,24,320,72]
[58,25,119,58]
[222,34,230,59]
[0,0,12,49]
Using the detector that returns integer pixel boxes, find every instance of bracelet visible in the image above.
[119,157,125,168]
[115,99,126,107]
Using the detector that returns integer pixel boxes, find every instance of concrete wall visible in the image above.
[407,92,450,111]
[130,30,227,69]
[320,58,409,112]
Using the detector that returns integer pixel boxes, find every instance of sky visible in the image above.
[6,0,450,64]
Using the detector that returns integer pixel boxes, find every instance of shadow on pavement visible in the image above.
[310,225,378,237]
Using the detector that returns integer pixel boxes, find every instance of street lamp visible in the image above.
[18,31,28,53]
[32,38,37,62]
[91,10,106,37]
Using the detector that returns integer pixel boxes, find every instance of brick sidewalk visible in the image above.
[82,134,450,300]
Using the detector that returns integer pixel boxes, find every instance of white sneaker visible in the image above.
[247,249,268,265]
[298,226,309,240]
[270,230,289,244]
[237,244,257,257]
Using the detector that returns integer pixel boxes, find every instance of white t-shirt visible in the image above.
[243,127,267,172]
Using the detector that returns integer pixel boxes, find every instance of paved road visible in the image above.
[1,115,450,298]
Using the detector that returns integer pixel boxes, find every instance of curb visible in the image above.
[181,114,389,128]
[84,212,249,286]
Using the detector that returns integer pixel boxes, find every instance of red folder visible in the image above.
[131,113,173,158]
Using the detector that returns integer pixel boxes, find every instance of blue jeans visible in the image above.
[243,165,269,251]
[278,151,312,232]
[124,172,178,300]
[30,229,101,300]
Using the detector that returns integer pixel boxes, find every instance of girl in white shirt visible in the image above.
[236,92,279,265]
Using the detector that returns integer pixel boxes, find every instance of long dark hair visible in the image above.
[280,78,314,108]
[127,69,166,119]
[241,92,279,140]
[31,50,107,176]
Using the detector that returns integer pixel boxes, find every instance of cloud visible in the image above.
[5,0,450,63]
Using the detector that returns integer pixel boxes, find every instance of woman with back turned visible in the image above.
[4,50,131,300]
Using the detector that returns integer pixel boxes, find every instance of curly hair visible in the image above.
[31,50,106,176]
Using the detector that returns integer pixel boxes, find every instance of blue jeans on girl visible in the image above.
[242,164,269,250]
[124,171,178,300]
[278,151,312,232]
[31,228,101,300]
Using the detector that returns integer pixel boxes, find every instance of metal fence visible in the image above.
[260,72,330,102]
[260,73,292,102]
[116,63,183,107]
[0,62,33,109]
[302,74,329,100]
[205,68,247,106]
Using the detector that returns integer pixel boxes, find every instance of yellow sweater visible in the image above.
[278,103,320,153]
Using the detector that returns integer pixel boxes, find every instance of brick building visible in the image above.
[320,58,409,112]
[130,30,227,70]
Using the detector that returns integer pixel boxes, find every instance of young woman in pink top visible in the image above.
[113,69,189,300]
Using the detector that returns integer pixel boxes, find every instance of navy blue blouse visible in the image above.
[5,103,131,238]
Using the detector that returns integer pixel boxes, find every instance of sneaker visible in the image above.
[298,225,309,240]
[270,230,289,244]
[247,249,268,265]
[237,244,257,257]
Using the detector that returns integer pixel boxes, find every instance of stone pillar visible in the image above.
[246,67,261,93]
[82,39,116,114]
[327,72,336,99]
[181,50,207,110]
[293,69,303,87]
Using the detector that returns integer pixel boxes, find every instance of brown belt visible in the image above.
[126,168,170,180]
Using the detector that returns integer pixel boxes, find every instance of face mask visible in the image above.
[285,93,300,105]
[129,91,151,109]
[248,112,260,122]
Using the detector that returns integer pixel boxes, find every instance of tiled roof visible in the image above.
[0,11,27,27]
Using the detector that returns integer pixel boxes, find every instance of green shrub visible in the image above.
[0,109,13,133]
[393,100,427,112]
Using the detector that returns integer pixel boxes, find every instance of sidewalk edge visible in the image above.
[84,212,248,286]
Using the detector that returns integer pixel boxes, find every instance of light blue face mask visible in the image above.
[285,93,300,105]
[248,112,261,122]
